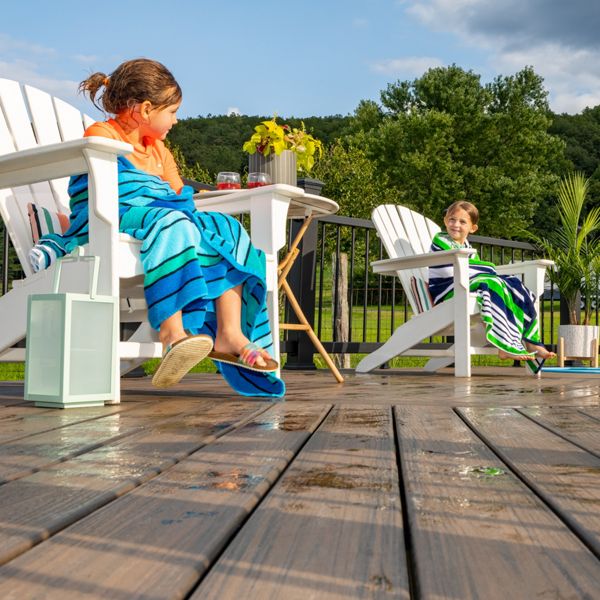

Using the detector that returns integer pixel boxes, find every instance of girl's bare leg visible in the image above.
[214,285,271,367]
[524,341,556,360]
[158,311,187,352]
[498,349,534,360]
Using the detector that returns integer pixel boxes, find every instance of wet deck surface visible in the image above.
[0,367,599,599]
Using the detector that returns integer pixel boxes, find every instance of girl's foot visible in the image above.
[214,333,272,368]
[159,330,187,355]
[525,342,556,360]
[498,349,535,360]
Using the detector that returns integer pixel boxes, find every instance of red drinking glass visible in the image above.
[247,172,272,188]
[216,172,241,190]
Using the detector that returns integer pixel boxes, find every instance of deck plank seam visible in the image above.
[0,402,274,568]
[184,403,335,599]
[578,408,600,423]
[515,407,600,460]
[453,405,600,563]
[392,406,420,600]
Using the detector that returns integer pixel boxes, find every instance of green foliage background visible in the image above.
[167,64,598,241]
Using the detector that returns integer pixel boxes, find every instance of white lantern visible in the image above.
[25,255,118,408]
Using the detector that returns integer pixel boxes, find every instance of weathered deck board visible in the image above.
[193,406,408,600]
[0,370,598,599]
[0,399,269,567]
[518,406,600,457]
[0,398,236,483]
[0,404,330,599]
[395,405,600,599]
[0,403,139,444]
[579,406,600,422]
[457,406,600,556]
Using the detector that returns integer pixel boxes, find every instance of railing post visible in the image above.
[284,218,318,370]
[560,292,581,366]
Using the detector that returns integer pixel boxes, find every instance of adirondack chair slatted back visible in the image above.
[0,79,93,276]
[372,204,441,314]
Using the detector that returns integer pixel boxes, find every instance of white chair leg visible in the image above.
[424,356,454,372]
[452,256,471,377]
[356,311,443,373]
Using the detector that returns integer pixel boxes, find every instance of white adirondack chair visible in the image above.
[355,204,553,377]
[0,79,301,402]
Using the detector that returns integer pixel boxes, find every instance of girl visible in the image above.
[73,58,282,396]
[428,201,555,371]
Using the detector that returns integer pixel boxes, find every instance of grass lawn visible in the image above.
[1,301,594,381]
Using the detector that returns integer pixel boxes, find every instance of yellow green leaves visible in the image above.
[242,117,323,173]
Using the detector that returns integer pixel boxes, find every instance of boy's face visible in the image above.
[443,207,478,245]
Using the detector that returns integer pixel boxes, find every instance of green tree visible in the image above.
[166,142,213,184]
[168,114,351,178]
[357,65,566,238]
[312,140,396,219]
[528,172,600,325]
[550,105,600,209]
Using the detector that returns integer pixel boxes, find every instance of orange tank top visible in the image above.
[84,119,184,193]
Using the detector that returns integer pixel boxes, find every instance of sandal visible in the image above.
[209,342,278,373]
[152,334,213,388]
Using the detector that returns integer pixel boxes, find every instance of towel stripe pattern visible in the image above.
[30,156,284,398]
[428,232,540,357]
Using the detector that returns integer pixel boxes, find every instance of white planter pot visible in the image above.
[557,324,599,365]
[248,149,297,186]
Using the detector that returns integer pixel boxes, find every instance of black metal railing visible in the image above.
[282,214,588,367]
[3,215,596,369]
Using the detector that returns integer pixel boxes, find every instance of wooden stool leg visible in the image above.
[277,214,344,384]
[278,248,299,287]
[280,278,344,383]
[558,337,565,367]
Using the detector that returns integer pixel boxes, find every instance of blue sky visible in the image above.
[2,0,600,120]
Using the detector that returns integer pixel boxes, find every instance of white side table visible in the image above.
[196,185,339,373]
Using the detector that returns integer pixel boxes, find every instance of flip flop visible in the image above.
[209,342,278,373]
[152,334,213,388]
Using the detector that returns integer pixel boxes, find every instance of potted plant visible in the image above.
[529,172,600,365]
[243,117,323,188]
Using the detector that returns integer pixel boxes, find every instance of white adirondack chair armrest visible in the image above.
[494,259,554,275]
[0,137,132,189]
[371,248,476,275]
[495,259,554,298]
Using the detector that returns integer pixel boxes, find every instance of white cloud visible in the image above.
[0,33,57,57]
[227,106,241,116]
[371,56,444,76]
[0,59,78,98]
[494,43,600,113]
[0,34,94,115]
[404,0,600,113]
[352,18,369,28]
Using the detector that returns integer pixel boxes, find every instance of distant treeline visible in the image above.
[171,109,600,196]
[169,114,353,177]
[168,65,600,241]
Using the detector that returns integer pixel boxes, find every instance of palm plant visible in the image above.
[530,172,600,325]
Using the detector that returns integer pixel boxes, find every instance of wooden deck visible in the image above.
[0,367,599,599]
